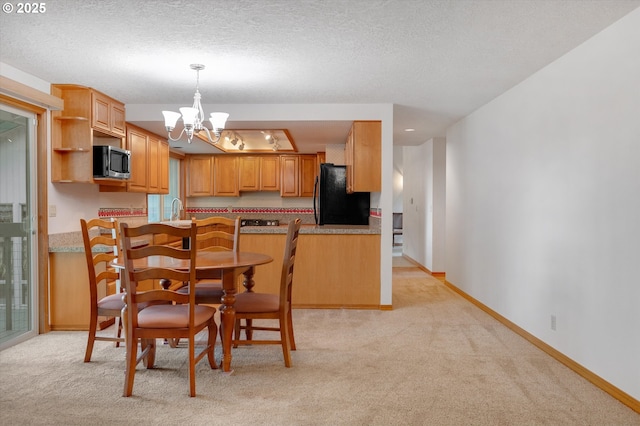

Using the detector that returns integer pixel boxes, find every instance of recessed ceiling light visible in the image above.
[404,128,415,132]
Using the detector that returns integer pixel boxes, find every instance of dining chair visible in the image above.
[232,218,301,367]
[120,222,218,397]
[80,217,125,362]
[176,216,241,305]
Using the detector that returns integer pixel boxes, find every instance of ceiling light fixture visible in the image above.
[262,131,275,143]
[225,132,241,146]
[263,131,279,148]
[162,64,229,144]
[213,129,294,153]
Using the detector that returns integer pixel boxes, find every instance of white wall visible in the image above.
[402,138,446,273]
[47,183,145,234]
[392,145,403,213]
[403,143,427,263]
[446,8,640,400]
[431,138,446,272]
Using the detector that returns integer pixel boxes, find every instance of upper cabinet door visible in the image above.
[147,136,160,193]
[238,156,260,191]
[299,155,317,198]
[126,127,148,193]
[158,140,170,194]
[260,156,280,191]
[186,155,215,197]
[91,90,126,137]
[280,155,299,197]
[111,103,126,136]
[214,155,239,197]
[345,121,381,193]
[91,92,110,134]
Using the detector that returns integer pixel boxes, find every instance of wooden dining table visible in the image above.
[113,250,273,373]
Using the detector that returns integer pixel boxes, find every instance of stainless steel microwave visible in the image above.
[93,145,131,179]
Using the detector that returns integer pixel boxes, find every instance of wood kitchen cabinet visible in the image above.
[186,155,215,196]
[186,154,239,197]
[280,155,300,197]
[260,155,281,191]
[280,154,316,197]
[147,135,169,194]
[238,156,260,191]
[316,152,326,170]
[50,84,126,183]
[49,251,155,330]
[158,138,170,193]
[299,154,317,197]
[240,232,381,308]
[187,153,315,197]
[126,125,148,192]
[91,90,126,137]
[214,155,239,196]
[345,121,381,193]
[124,124,169,194]
[238,155,281,192]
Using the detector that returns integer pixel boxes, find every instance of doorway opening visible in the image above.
[0,105,38,349]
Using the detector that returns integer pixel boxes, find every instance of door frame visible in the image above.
[0,93,50,334]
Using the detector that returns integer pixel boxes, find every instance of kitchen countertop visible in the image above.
[240,223,380,235]
[49,223,380,253]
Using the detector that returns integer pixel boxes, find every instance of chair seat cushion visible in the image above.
[177,281,224,303]
[97,293,125,312]
[98,293,161,313]
[137,304,215,328]
[235,292,279,313]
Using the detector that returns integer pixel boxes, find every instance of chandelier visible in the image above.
[162,64,229,144]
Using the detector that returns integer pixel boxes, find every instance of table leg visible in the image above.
[220,268,237,373]
[242,266,256,293]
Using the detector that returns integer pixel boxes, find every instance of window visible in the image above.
[148,157,180,222]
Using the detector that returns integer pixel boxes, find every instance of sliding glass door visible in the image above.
[0,104,37,349]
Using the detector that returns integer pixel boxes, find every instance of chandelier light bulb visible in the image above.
[162,111,181,131]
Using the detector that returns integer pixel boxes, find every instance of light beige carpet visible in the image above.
[1,267,638,425]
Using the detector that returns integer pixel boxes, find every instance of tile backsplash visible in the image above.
[98,206,381,227]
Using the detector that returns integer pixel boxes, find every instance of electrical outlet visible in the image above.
[551,315,557,331]
[48,204,56,217]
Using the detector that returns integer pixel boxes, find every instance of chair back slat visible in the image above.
[191,216,240,252]
[95,270,120,284]
[131,267,190,283]
[130,244,192,260]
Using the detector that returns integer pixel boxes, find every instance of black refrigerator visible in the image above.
[313,163,370,225]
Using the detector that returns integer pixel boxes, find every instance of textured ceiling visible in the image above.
[1,0,639,153]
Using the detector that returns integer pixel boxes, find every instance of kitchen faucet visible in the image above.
[170,197,183,221]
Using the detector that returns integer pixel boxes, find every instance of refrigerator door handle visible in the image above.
[313,176,319,224]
